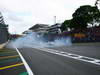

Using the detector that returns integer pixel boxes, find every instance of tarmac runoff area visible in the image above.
[0,48,28,75]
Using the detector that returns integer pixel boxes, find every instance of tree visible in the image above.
[60,20,71,32]
[61,5,100,32]
[95,0,100,7]
[0,12,5,24]
[87,6,100,26]
[71,5,100,29]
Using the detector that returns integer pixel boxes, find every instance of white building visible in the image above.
[47,23,61,34]
[29,24,50,34]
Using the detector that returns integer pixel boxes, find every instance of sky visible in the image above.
[0,0,96,34]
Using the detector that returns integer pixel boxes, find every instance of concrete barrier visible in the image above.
[0,42,9,49]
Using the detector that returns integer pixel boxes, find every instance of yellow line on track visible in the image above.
[0,50,12,52]
[0,63,24,70]
[0,51,17,54]
[0,55,19,59]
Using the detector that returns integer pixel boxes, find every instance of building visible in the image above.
[23,30,33,34]
[0,12,9,45]
[0,24,9,44]
[23,23,62,41]
[29,24,50,34]
[47,23,61,34]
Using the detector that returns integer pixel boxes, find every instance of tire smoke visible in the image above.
[7,32,72,48]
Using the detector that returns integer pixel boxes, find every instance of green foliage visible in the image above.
[0,23,8,28]
[61,20,71,32]
[72,5,100,28]
[61,5,100,32]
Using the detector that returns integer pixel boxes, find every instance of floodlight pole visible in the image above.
[54,16,56,24]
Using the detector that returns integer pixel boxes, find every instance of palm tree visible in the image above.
[0,12,5,24]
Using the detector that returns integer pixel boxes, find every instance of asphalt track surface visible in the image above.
[49,44,100,59]
[18,44,100,75]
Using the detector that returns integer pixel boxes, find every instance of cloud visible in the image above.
[0,0,96,34]
[6,14,23,22]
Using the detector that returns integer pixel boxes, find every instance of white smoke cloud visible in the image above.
[7,32,72,49]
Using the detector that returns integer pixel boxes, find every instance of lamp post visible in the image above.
[54,16,56,24]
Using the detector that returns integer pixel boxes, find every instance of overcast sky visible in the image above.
[0,0,96,34]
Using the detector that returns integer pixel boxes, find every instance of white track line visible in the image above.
[34,47,100,66]
[15,47,34,75]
